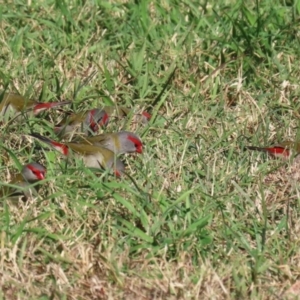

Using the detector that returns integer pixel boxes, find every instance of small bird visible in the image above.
[74,131,143,155]
[30,133,125,176]
[54,108,109,137]
[245,141,300,159]
[0,162,46,198]
[0,92,71,119]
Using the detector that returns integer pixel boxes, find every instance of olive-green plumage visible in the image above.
[0,93,35,112]
[73,131,143,154]
[30,133,125,176]
[0,92,70,121]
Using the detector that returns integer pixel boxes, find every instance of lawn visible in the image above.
[1,0,300,299]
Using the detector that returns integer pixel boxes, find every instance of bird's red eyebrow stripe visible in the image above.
[27,165,45,179]
[88,109,97,131]
[89,109,109,131]
[101,113,109,126]
[127,135,143,153]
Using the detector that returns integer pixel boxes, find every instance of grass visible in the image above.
[1,0,300,298]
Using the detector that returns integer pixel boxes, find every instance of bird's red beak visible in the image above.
[142,111,151,120]
[114,170,121,177]
[38,172,46,180]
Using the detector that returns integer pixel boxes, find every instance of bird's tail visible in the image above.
[245,145,290,158]
[245,146,268,152]
[30,133,69,155]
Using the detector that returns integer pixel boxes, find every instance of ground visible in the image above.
[1,0,300,299]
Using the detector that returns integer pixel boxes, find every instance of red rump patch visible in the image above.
[33,103,53,114]
[51,141,69,156]
[127,135,143,153]
[33,101,70,115]
[265,146,290,157]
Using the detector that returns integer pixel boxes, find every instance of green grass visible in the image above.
[1,0,300,298]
